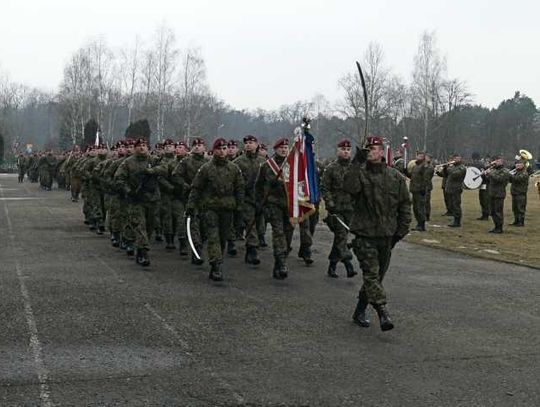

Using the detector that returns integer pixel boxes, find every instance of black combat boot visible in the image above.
[244,246,261,265]
[191,245,204,265]
[155,233,163,242]
[272,258,288,280]
[136,249,150,267]
[97,225,105,235]
[414,221,426,231]
[489,225,503,234]
[126,243,135,256]
[209,262,223,281]
[352,298,370,328]
[327,261,339,278]
[343,259,357,278]
[298,247,314,265]
[518,216,525,227]
[259,234,268,248]
[111,232,121,247]
[509,217,519,226]
[178,238,188,256]
[227,240,237,256]
[374,304,394,331]
[448,217,461,227]
[165,234,176,250]
[89,221,97,231]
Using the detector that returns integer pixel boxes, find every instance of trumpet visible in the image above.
[434,160,456,171]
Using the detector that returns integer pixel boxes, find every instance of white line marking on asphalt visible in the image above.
[95,256,125,283]
[1,183,53,407]
[143,303,246,405]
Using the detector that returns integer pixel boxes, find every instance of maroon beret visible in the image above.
[227,139,238,147]
[243,135,258,143]
[135,138,148,147]
[337,139,352,148]
[176,141,187,148]
[273,138,289,149]
[365,136,384,147]
[163,138,175,146]
[191,137,205,147]
[212,138,228,150]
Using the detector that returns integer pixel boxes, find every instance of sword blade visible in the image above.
[333,214,350,231]
[186,216,201,260]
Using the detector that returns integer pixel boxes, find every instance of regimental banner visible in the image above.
[285,126,318,224]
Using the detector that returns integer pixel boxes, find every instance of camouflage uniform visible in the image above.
[321,157,354,264]
[186,154,244,277]
[154,151,178,247]
[424,162,435,221]
[409,161,432,229]
[344,160,411,307]
[510,169,529,226]
[114,153,160,253]
[172,152,208,259]
[255,153,294,274]
[102,154,128,245]
[487,166,510,232]
[17,155,27,183]
[444,163,467,226]
[38,154,57,190]
[81,153,108,231]
[472,160,490,220]
[233,150,265,253]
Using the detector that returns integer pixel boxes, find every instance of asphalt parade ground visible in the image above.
[1,173,539,406]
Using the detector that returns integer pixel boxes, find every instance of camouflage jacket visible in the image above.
[444,163,466,194]
[510,170,528,196]
[255,154,288,209]
[487,167,510,198]
[171,153,208,201]
[114,154,160,203]
[321,157,354,213]
[233,151,265,205]
[187,156,244,211]
[343,161,411,238]
[408,161,432,193]
[153,153,177,196]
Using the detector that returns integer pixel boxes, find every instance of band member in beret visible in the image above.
[321,139,357,278]
[186,138,245,281]
[255,137,294,279]
[510,159,529,227]
[343,136,411,331]
[486,155,510,233]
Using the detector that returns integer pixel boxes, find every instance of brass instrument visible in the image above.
[434,160,456,171]
[510,149,533,175]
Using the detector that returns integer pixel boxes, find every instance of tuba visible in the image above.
[510,149,533,174]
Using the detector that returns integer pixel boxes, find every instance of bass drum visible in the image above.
[463,167,483,190]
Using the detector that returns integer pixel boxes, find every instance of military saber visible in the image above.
[331,214,350,231]
[356,61,369,144]
[186,216,201,260]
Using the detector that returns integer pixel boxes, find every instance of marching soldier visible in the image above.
[344,136,411,331]
[171,141,190,255]
[114,138,160,266]
[154,139,178,250]
[227,139,240,161]
[392,150,406,175]
[186,138,244,281]
[486,155,510,233]
[81,145,108,234]
[38,150,57,191]
[444,153,467,228]
[17,153,27,183]
[321,139,357,278]
[408,151,431,231]
[424,154,435,221]
[255,138,294,279]
[171,137,209,264]
[233,135,265,265]
[510,159,529,227]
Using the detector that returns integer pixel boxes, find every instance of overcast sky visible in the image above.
[1,0,539,111]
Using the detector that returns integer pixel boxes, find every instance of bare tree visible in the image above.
[411,30,447,151]
[119,36,141,125]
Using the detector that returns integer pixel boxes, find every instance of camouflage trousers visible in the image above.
[71,176,82,200]
[160,194,175,235]
[352,236,393,305]
[511,194,527,221]
[125,202,156,250]
[479,188,490,218]
[325,211,353,262]
[39,170,53,188]
[265,204,293,262]
[426,190,432,220]
[447,191,463,218]
[172,199,186,239]
[489,196,505,228]
[86,188,105,226]
[154,200,162,235]
[240,203,259,248]
[108,195,127,234]
[412,191,427,223]
[202,209,233,264]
